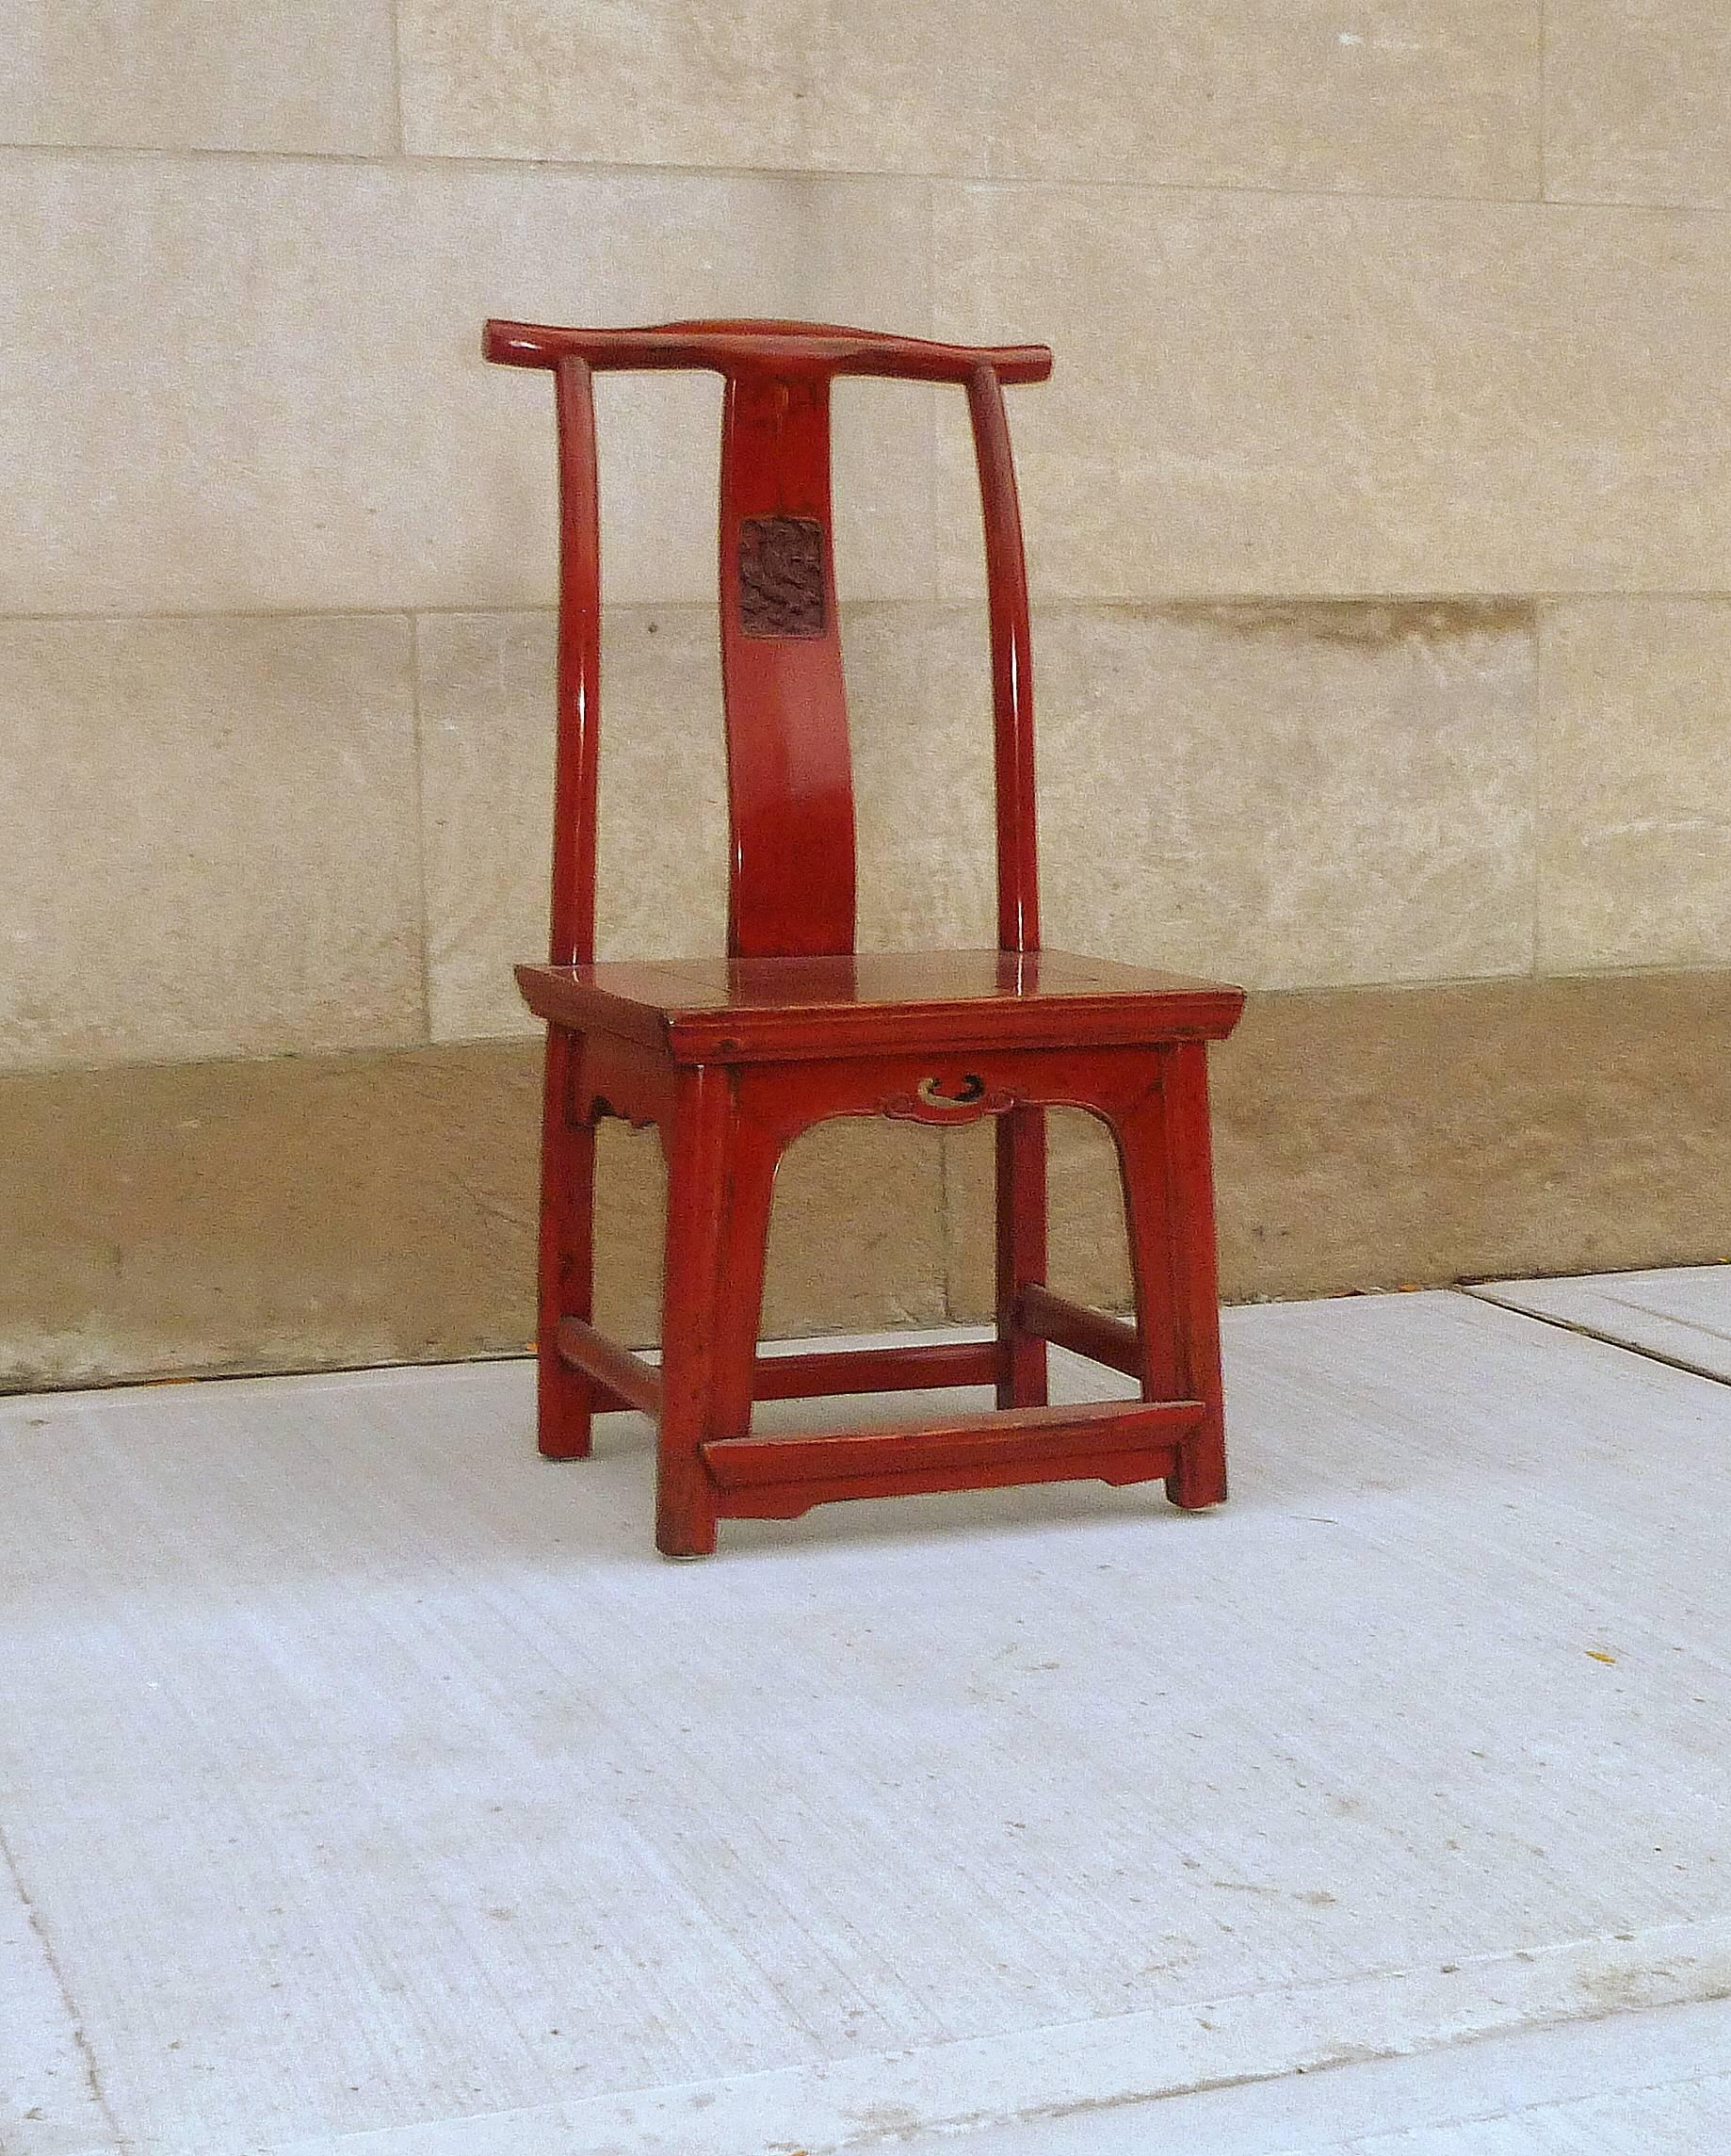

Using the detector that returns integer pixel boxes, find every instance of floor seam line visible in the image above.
[1451,1287,1731,1390]
[1590,1291,1731,1345]
[250,1983,1731,2156]
[990,2041,1731,2155]
[0,1816,129,2152]
[257,1919,1731,2156]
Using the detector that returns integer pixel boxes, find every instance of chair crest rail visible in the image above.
[483,317,1053,384]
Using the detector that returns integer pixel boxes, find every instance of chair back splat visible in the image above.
[483,318,1054,963]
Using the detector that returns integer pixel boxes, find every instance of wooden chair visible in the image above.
[484,317,1245,1557]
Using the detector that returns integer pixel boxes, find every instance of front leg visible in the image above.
[1105,1051,1227,1511]
[536,1028,597,1460]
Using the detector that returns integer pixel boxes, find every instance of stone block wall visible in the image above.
[5,4,1729,1385]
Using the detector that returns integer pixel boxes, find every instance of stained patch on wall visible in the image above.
[1138,598,1537,649]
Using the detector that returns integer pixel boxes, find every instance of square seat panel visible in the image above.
[516,948,1245,1063]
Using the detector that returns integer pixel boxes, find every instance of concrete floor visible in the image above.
[1470,1262,1731,1385]
[2,1275,1729,2155]
[914,1995,1731,2152]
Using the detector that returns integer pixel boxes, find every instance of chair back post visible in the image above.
[483,319,1054,966]
[966,363,1041,956]
[550,356,602,967]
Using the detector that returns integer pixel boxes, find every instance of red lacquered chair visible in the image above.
[484,316,1245,1558]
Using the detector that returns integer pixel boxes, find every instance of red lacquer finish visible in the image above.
[485,315,1245,1555]
[485,318,1053,384]
[718,367,855,959]
[549,358,602,970]
[968,363,1041,955]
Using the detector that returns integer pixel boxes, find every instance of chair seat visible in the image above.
[516,948,1244,1063]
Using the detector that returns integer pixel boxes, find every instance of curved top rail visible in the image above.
[483,317,1052,385]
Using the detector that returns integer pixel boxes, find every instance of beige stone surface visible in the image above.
[0,1,396,154]
[0,1044,547,1389]
[1537,601,1731,970]
[946,968,1731,1321]
[618,1109,946,1343]
[0,614,424,1070]
[0,1044,946,1388]
[763,1115,948,1337]
[8,972,1728,1389]
[419,596,1531,1045]
[400,0,1539,200]
[824,600,1001,953]
[416,603,1000,1043]
[420,592,1534,1034]
[945,1112,1133,1317]
[417,608,731,1042]
[398,0,818,170]
[1031,601,1537,988]
[932,185,1731,599]
[1546,0,1731,208]
[0,152,932,615]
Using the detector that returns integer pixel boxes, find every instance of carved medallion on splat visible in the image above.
[737,516,826,638]
[880,1073,1015,1127]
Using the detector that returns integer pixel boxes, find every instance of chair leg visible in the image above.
[537,1028,596,1460]
[995,1107,1049,1408]
[1161,1043,1230,1510]
[654,1070,781,1559]
[1109,1049,1228,1511]
[705,1107,784,1458]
